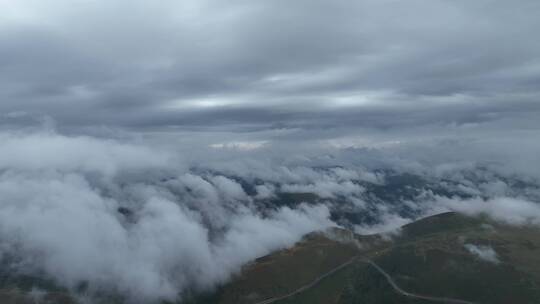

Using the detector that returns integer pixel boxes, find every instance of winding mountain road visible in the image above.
[253,257,478,304]
[361,259,477,304]
[253,256,359,304]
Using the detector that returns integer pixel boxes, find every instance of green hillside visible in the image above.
[204,212,540,304]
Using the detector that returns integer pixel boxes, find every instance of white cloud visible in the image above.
[0,131,335,302]
[354,213,410,236]
[254,184,276,199]
[0,132,175,176]
[209,175,249,202]
[464,244,500,264]
[209,141,268,151]
[433,196,540,226]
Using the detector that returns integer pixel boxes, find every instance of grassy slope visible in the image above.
[359,213,540,303]
[212,231,361,304]
[211,212,540,304]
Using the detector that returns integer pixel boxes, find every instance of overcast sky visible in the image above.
[1,0,540,146]
[2,2,540,301]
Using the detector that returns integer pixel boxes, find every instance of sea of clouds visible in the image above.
[0,130,539,303]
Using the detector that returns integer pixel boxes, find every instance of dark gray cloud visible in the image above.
[1,0,540,142]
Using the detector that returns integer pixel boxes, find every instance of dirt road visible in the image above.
[253,257,478,304]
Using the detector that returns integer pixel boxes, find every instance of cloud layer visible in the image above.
[0,131,334,302]
[1,0,539,143]
[0,129,539,302]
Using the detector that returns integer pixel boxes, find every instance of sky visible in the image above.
[1,1,540,303]
[1,0,539,148]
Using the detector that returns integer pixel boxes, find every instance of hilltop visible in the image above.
[194,212,540,304]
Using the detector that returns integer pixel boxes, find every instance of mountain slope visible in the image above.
[204,212,540,304]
